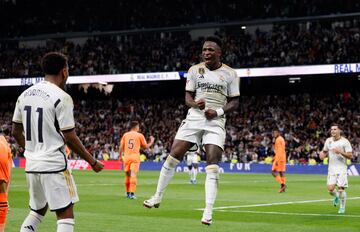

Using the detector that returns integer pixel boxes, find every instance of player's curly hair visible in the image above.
[204,36,222,49]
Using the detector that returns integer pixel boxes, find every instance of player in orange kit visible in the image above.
[0,131,12,232]
[271,129,287,193]
[119,121,154,199]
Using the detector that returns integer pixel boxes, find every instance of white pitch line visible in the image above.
[216,210,360,218]
[10,183,119,188]
[195,197,360,210]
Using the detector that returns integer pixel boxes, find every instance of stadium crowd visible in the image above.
[2,91,360,164]
[1,19,360,78]
[1,0,358,37]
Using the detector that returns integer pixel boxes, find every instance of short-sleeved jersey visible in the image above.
[120,131,147,160]
[185,62,240,129]
[0,135,11,182]
[12,81,75,173]
[323,137,352,174]
[274,136,286,162]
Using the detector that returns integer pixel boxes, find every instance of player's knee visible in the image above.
[33,204,48,216]
[165,155,180,168]
[205,164,219,174]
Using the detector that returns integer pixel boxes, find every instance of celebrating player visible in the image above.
[320,124,352,214]
[143,36,240,225]
[12,52,104,232]
[119,121,154,199]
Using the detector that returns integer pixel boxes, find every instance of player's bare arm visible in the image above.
[11,123,25,148]
[147,136,155,148]
[119,139,124,159]
[204,96,239,120]
[319,150,328,160]
[331,147,353,159]
[185,91,205,110]
[62,129,104,172]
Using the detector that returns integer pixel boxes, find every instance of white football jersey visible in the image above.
[12,81,75,173]
[323,137,352,174]
[185,62,240,129]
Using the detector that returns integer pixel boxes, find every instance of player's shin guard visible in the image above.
[339,190,346,209]
[129,176,137,193]
[203,164,219,220]
[20,210,44,232]
[57,218,75,232]
[155,155,180,197]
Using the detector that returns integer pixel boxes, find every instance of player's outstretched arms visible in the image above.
[62,129,104,172]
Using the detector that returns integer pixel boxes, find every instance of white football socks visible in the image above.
[188,167,192,181]
[155,155,180,197]
[57,218,75,232]
[20,211,44,232]
[193,167,198,181]
[339,191,347,209]
[203,164,219,219]
[329,190,339,198]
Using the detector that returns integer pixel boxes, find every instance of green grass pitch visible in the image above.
[7,168,360,232]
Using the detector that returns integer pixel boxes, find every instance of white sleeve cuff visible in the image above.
[216,108,224,117]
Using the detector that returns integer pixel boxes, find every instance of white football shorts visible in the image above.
[26,170,79,211]
[174,119,225,150]
[327,173,348,188]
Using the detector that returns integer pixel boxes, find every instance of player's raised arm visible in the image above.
[62,129,104,172]
[146,135,155,149]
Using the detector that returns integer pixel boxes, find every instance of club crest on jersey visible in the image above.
[219,75,225,82]
[198,68,205,78]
